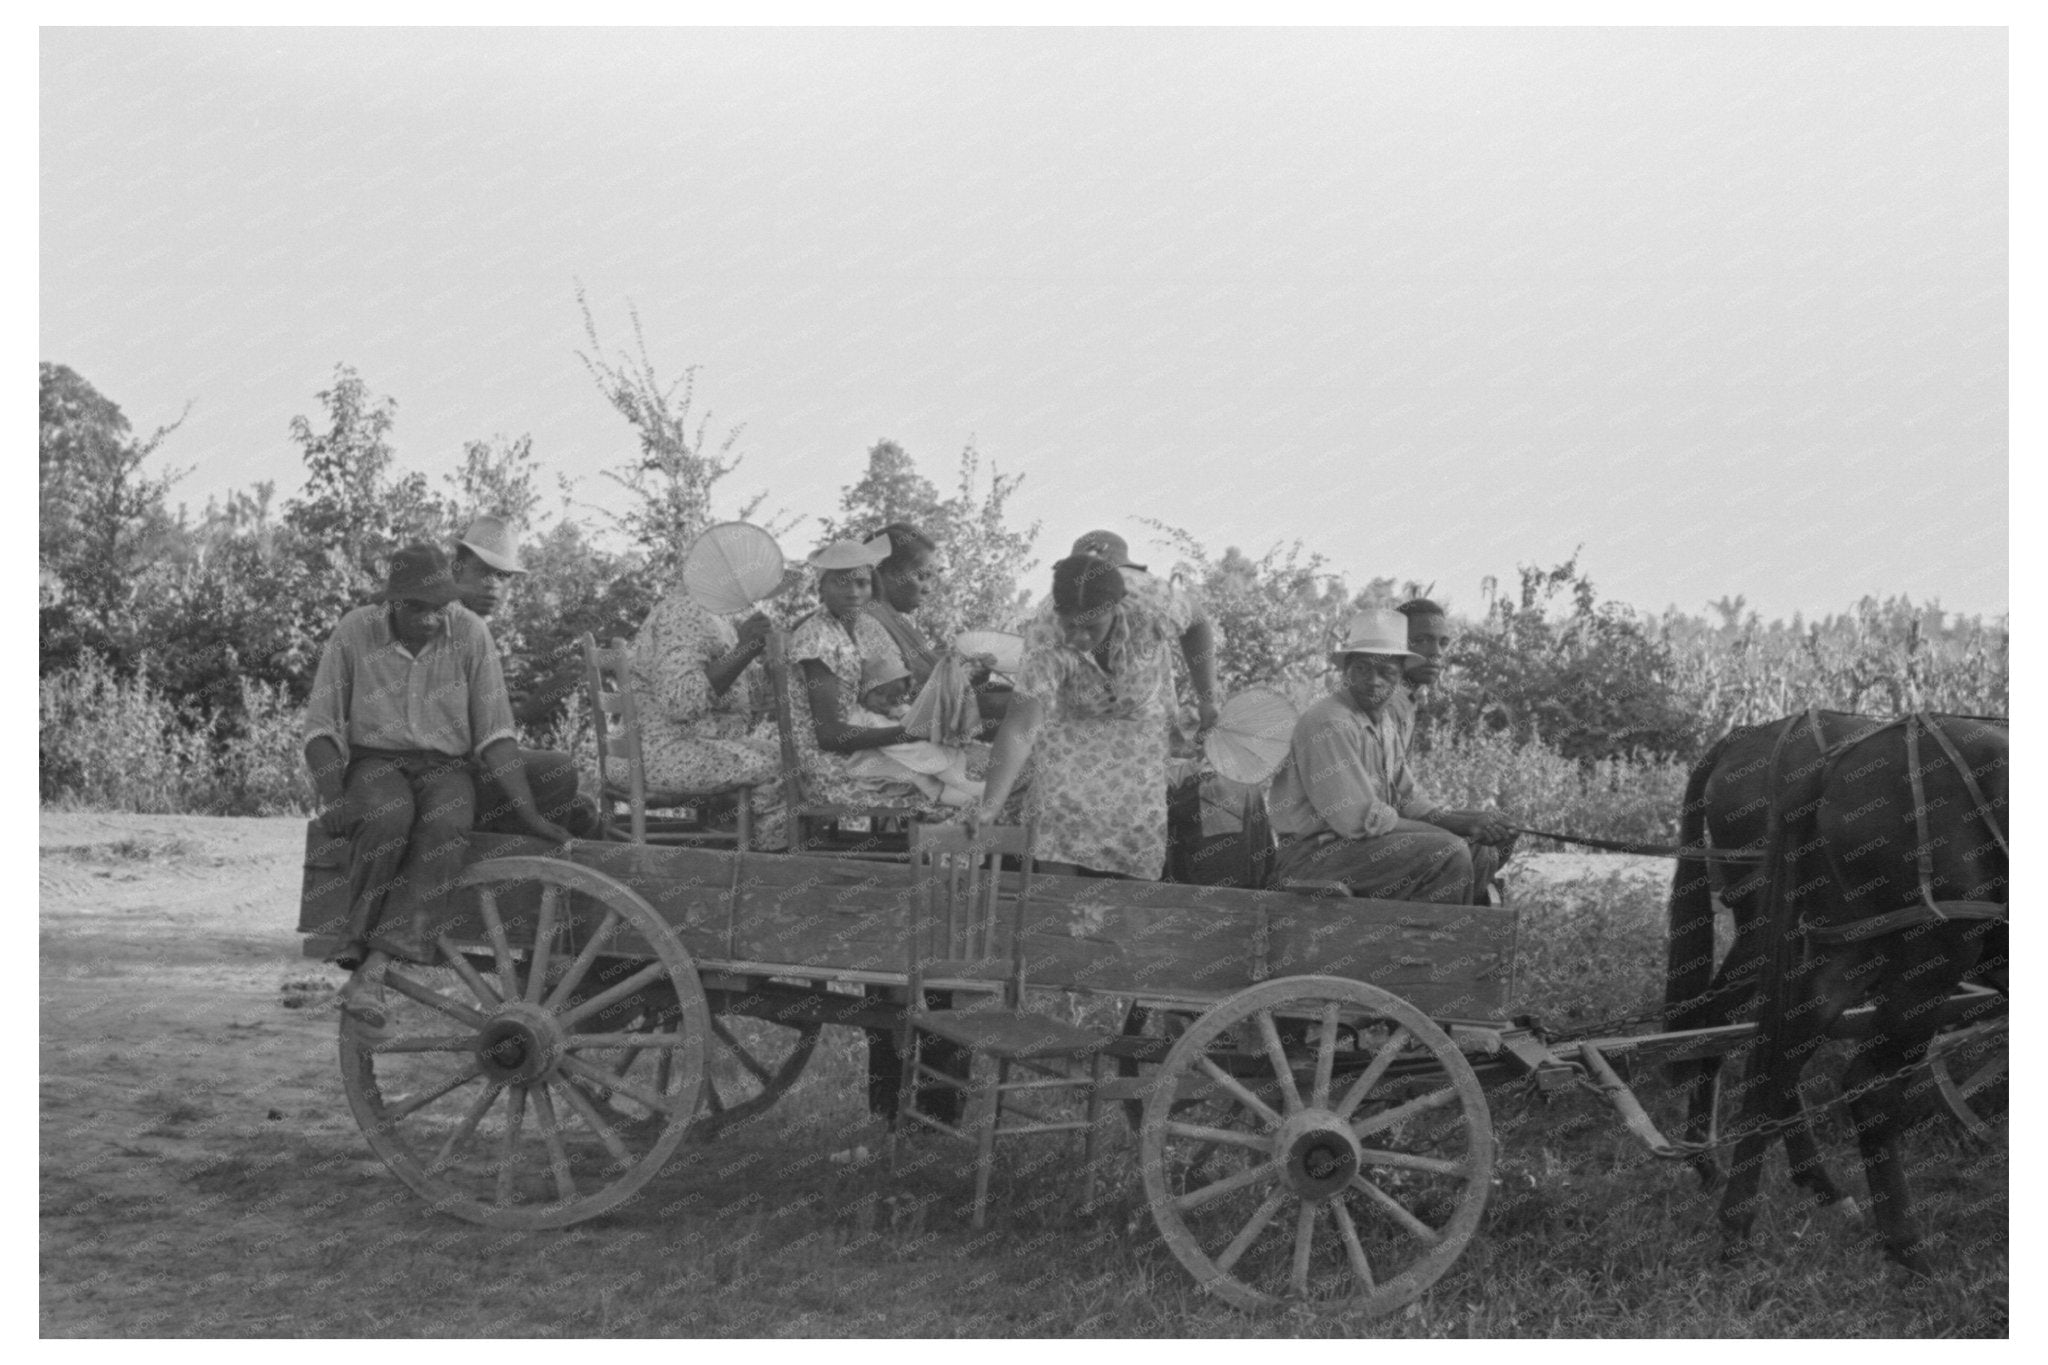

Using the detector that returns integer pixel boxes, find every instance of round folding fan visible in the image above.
[1206,687,1300,785]
[953,630,1026,677]
[682,522,787,615]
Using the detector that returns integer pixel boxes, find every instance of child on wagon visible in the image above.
[845,654,984,809]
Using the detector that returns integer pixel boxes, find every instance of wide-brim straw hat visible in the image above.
[378,544,467,606]
[809,536,892,572]
[458,514,526,574]
[1327,608,1422,666]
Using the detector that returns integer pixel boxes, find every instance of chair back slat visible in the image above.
[907,822,1037,1006]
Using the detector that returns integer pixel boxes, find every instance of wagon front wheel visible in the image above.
[1139,976,1494,1314]
[338,856,710,1229]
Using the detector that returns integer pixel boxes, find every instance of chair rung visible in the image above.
[996,1075,1098,1092]
[994,1120,1094,1136]
[901,1107,968,1138]
[912,1063,972,1089]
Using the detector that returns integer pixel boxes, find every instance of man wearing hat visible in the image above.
[449,514,594,838]
[1067,530,1221,737]
[1265,609,1514,903]
[304,543,575,1028]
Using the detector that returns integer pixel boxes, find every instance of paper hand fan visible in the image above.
[953,630,1025,677]
[682,522,787,615]
[1206,687,1300,785]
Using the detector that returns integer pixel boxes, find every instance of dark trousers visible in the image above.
[473,747,582,833]
[1269,819,1475,903]
[867,988,968,1126]
[335,751,476,954]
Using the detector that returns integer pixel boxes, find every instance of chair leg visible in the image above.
[1079,1052,1106,1215]
[972,1056,1006,1230]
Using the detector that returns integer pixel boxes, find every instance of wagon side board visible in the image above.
[299,826,1514,1018]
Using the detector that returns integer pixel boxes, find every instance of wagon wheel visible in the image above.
[1140,976,1494,1314]
[693,1013,822,1139]
[1927,1018,2008,1143]
[339,857,709,1229]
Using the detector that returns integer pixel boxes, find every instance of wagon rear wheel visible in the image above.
[1928,1018,2007,1143]
[339,857,709,1229]
[1140,976,1494,1314]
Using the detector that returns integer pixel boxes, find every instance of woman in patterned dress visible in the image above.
[609,584,781,812]
[784,539,940,812]
[977,554,1180,879]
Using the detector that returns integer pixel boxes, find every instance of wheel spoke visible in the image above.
[1349,1175,1443,1244]
[1958,1051,2008,1096]
[549,1075,636,1169]
[559,1052,679,1116]
[1330,1200,1378,1292]
[1165,1120,1270,1153]
[529,1083,579,1202]
[711,1017,775,1085]
[1215,1187,1289,1273]
[1195,1054,1284,1130]
[495,1083,527,1204]
[561,1032,688,1051]
[526,885,560,1005]
[370,1033,476,1054]
[436,937,504,1008]
[556,960,669,1031]
[542,908,621,1011]
[1357,1147,1463,1176]
[1288,1201,1316,1296]
[429,1080,504,1173]
[1334,1025,1411,1119]
[383,1063,483,1122]
[383,968,488,1029]
[1255,1010,1304,1114]
[1351,1084,1460,1140]
[1312,1002,1341,1109]
[1175,1157,1277,1213]
[479,886,521,1001]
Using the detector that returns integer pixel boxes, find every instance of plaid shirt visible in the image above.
[303,604,518,763]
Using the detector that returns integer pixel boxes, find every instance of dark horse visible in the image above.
[1692,713,2008,1273]
[1664,710,1884,1206]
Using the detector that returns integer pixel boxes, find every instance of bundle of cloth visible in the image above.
[845,653,985,808]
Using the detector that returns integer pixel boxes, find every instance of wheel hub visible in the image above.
[1275,1108,1362,1202]
[474,1002,565,1083]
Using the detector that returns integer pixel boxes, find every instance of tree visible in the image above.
[577,290,761,580]
[446,433,544,531]
[38,363,188,667]
[283,363,450,579]
[820,439,1041,642]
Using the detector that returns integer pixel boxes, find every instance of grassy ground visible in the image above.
[40,824,2007,1337]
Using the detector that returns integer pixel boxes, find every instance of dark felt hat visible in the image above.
[380,543,466,605]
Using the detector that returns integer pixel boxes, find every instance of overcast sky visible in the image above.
[40,26,2008,623]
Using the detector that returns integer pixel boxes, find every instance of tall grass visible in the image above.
[40,653,311,816]
[1418,728,1688,846]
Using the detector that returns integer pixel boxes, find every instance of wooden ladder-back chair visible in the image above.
[898,820,1112,1228]
[581,633,755,848]
[763,625,926,859]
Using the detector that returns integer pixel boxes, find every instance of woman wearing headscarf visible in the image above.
[977,554,1180,879]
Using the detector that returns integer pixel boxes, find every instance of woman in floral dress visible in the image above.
[978,554,1179,879]
[784,538,939,812]
[611,584,781,817]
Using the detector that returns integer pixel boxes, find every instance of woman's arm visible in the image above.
[975,693,1043,820]
[704,611,771,699]
[801,658,907,753]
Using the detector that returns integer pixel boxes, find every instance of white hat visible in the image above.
[808,537,891,571]
[457,514,526,575]
[1327,609,1422,666]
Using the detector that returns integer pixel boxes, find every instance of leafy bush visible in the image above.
[40,653,216,812]
[1417,728,1688,846]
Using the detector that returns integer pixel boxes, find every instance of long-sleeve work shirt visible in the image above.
[1266,687,1439,840]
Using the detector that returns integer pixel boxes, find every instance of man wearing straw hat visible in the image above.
[1266,609,1513,904]
[449,514,596,838]
[305,543,575,1029]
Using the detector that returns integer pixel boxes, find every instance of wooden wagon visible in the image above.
[297,827,2005,1315]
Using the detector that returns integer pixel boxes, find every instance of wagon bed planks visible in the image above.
[299,827,1513,1018]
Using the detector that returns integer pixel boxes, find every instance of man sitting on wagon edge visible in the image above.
[1265,609,1514,904]
[306,543,573,1028]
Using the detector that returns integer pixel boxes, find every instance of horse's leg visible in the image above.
[1844,927,1982,1277]
[1675,891,1768,1190]
[1714,949,1856,1259]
